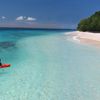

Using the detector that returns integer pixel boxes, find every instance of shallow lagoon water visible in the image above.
[0,30,100,100]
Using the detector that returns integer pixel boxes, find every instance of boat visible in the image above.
[0,64,11,68]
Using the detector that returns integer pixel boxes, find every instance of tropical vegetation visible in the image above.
[77,11,100,32]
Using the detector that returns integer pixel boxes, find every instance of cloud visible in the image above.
[2,16,6,19]
[0,16,6,20]
[27,17,36,21]
[24,16,26,19]
[16,16,24,21]
[16,16,37,22]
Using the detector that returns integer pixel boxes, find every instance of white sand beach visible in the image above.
[67,31,100,46]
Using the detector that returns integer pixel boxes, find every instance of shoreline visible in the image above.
[66,31,100,46]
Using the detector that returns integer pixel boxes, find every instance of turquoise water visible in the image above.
[0,29,100,100]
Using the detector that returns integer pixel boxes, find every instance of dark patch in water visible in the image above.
[0,41,15,49]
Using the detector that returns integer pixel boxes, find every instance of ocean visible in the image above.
[0,29,100,100]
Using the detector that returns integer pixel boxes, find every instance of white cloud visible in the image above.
[16,16,37,22]
[2,16,6,19]
[16,16,24,21]
[0,16,6,20]
[27,17,36,21]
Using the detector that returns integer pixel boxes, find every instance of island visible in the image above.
[77,11,100,32]
[67,11,100,46]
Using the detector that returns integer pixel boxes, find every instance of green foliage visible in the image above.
[77,11,100,32]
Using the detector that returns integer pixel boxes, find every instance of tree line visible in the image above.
[77,11,100,32]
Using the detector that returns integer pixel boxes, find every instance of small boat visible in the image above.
[0,64,11,68]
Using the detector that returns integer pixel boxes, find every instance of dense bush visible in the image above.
[77,11,100,32]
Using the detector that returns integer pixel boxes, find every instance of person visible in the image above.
[0,59,2,66]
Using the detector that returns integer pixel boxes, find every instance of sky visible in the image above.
[0,0,100,29]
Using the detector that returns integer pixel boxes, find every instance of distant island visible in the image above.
[77,11,100,32]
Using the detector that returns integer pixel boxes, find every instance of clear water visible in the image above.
[0,29,100,100]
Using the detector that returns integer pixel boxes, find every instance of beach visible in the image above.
[67,31,100,46]
[1,29,100,99]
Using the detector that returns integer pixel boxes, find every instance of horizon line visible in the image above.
[0,26,76,30]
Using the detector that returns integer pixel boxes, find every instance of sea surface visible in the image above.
[0,29,100,100]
